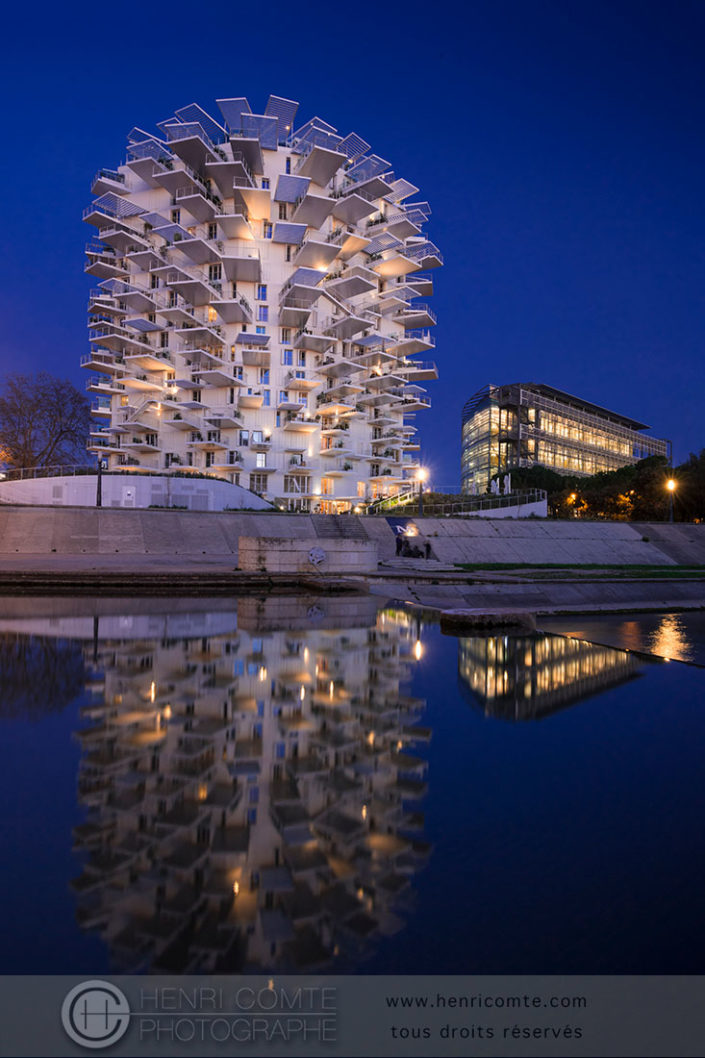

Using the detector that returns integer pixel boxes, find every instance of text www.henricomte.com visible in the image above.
[385,992,588,1010]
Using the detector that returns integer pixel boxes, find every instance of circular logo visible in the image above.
[61,980,130,1049]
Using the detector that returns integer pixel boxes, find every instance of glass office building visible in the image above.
[461,382,670,493]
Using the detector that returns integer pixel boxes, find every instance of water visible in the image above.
[1,598,704,975]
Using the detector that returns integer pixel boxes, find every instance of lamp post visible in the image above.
[416,468,428,518]
[96,456,103,508]
[666,478,676,523]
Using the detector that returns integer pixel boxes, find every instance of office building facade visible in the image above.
[461,382,669,493]
[83,95,441,512]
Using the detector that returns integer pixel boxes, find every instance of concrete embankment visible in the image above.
[0,507,705,613]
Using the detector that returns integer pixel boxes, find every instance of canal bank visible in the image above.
[0,505,704,614]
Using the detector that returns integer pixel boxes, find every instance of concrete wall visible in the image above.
[0,474,271,512]
[0,504,703,568]
[238,536,378,574]
[457,498,548,518]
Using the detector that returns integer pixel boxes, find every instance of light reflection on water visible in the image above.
[1,599,705,975]
[541,611,705,665]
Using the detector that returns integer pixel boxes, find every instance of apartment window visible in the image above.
[151,273,159,289]
[278,202,287,220]
[228,388,236,404]
[256,325,266,335]
[205,452,214,467]
[256,284,267,301]
[297,351,306,366]
[279,390,288,404]
[208,263,222,282]
[285,245,291,262]
[262,390,271,407]
[294,370,305,379]
[168,290,176,306]
[252,430,264,444]
[207,306,217,322]
[160,333,169,348]
[250,473,268,493]
[280,328,291,343]
[193,390,202,403]
[285,157,291,174]
[207,222,217,240]
[256,452,267,468]
[263,221,273,239]
[171,209,181,223]
[357,481,366,497]
[282,349,293,366]
[258,368,270,385]
[148,313,155,323]
[261,178,270,189]
[239,430,249,446]
[257,306,269,323]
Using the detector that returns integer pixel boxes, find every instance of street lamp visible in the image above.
[416,467,428,517]
[666,478,676,523]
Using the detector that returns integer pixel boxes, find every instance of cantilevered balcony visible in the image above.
[174,186,220,224]
[166,123,220,169]
[293,237,339,270]
[236,184,270,220]
[91,399,112,418]
[227,135,264,175]
[163,411,204,431]
[294,328,333,354]
[221,251,261,283]
[84,245,128,280]
[324,265,378,301]
[205,150,256,195]
[81,350,119,374]
[86,376,124,395]
[238,390,264,410]
[120,375,166,394]
[91,168,128,196]
[210,294,253,324]
[393,303,437,330]
[172,236,221,266]
[281,412,320,433]
[284,370,320,392]
[388,386,431,411]
[327,226,371,261]
[291,188,334,228]
[369,247,421,278]
[331,187,379,226]
[397,359,438,382]
[295,144,346,187]
[315,352,366,378]
[386,329,436,356]
[174,320,225,347]
[216,209,254,240]
[162,268,218,307]
[320,313,370,340]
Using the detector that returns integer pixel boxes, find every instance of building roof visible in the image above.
[462,382,652,431]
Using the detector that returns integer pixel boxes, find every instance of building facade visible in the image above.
[83,96,441,513]
[461,382,670,493]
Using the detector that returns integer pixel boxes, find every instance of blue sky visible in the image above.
[1,0,703,483]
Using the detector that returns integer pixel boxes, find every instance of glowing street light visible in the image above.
[666,478,677,523]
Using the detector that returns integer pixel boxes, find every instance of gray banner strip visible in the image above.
[1,975,704,1057]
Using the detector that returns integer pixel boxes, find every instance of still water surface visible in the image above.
[0,599,704,975]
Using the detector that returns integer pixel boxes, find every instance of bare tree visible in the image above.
[0,372,91,469]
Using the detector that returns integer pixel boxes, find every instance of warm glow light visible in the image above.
[198,784,208,801]
[300,685,305,700]
[149,681,156,703]
[329,680,334,699]
[416,468,428,483]
[303,647,309,663]
[367,731,375,746]
[361,804,367,820]
[163,705,172,719]
[258,666,267,682]
[414,639,423,661]
[666,478,676,492]
[232,881,240,895]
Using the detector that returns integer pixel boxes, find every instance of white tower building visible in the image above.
[83,96,441,512]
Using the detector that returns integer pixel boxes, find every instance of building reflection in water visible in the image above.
[458,633,641,721]
[68,596,431,973]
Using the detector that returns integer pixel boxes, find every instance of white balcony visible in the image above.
[328,227,371,261]
[227,136,264,175]
[315,353,366,378]
[174,187,218,224]
[216,212,254,240]
[221,252,261,283]
[291,191,334,228]
[284,371,320,392]
[369,249,421,278]
[175,321,225,347]
[164,413,204,431]
[81,351,118,374]
[205,154,255,196]
[173,236,221,265]
[164,269,216,307]
[295,145,346,187]
[281,414,319,433]
[239,390,264,410]
[325,265,378,301]
[393,304,437,330]
[293,238,339,270]
[210,296,253,324]
[194,366,240,387]
[321,314,370,340]
[397,359,438,382]
[331,190,378,226]
[123,351,173,372]
[237,185,270,220]
[120,376,165,394]
[294,329,333,354]
[386,330,436,356]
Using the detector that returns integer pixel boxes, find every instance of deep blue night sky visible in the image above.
[1,0,703,484]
